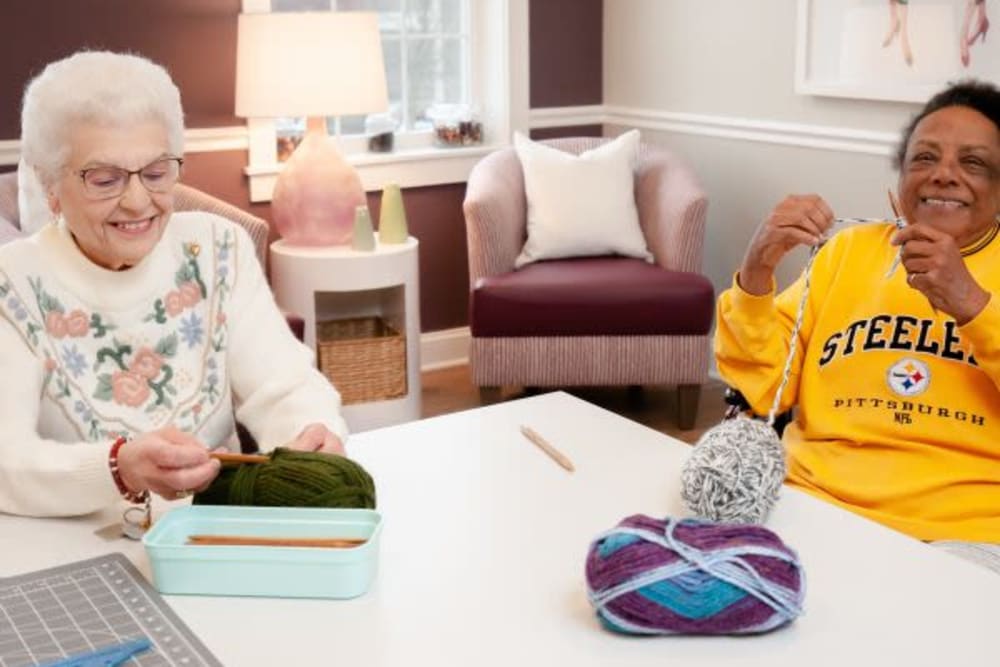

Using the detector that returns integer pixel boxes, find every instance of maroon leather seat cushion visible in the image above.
[471,257,714,337]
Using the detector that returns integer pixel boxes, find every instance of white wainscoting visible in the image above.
[529,105,900,156]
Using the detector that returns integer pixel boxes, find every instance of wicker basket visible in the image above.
[316,317,407,405]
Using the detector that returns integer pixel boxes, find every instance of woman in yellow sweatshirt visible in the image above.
[716,81,1000,550]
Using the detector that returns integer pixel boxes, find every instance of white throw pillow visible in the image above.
[513,130,651,269]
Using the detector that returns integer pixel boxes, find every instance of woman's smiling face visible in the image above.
[897,105,1000,248]
[48,120,175,270]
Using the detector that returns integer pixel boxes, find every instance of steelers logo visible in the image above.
[887,358,931,397]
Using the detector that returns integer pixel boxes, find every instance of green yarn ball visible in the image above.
[194,448,376,509]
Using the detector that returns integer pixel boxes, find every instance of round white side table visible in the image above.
[269,237,421,432]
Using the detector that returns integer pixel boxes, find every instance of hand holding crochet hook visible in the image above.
[887,188,993,324]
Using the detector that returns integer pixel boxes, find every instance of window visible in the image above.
[241,0,526,200]
[271,0,471,150]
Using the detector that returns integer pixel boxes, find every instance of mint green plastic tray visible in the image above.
[143,505,382,599]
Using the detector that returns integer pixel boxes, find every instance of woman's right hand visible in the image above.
[738,194,835,295]
[115,426,221,500]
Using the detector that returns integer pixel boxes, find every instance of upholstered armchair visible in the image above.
[463,137,714,429]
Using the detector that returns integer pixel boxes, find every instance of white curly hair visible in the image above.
[20,50,184,188]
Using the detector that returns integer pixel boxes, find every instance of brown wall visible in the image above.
[1,0,602,333]
[0,0,241,135]
[530,125,603,140]
[530,0,603,108]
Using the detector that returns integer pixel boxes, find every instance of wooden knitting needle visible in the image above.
[888,188,937,314]
[885,188,906,278]
[210,452,269,464]
[520,425,575,472]
[187,535,367,548]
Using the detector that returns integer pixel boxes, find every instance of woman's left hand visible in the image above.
[286,423,345,455]
[893,223,991,324]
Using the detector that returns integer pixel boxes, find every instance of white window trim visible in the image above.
[240,0,528,202]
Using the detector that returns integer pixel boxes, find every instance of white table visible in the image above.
[3,392,1000,665]
[269,237,421,432]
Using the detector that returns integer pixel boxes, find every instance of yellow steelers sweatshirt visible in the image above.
[716,221,1000,542]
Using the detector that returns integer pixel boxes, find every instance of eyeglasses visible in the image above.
[77,156,183,200]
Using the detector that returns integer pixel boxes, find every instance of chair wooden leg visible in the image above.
[479,386,502,405]
[677,384,701,431]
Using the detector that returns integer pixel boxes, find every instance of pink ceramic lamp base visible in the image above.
[271,121,365,246]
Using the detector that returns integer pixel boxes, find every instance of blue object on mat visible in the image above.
[36,637,152,667]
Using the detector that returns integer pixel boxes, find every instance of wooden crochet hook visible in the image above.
[210,452,269,465]
[187,535,366,548]
[520,425,575,472]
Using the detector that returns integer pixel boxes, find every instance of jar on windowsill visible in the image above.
[365,112,398,153]
[426,104,483,148]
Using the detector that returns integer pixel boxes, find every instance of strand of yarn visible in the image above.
[194,448,376,509]
[585,515,805,635]
[766,242,819,425]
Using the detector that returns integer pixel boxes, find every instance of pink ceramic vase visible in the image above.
[271,131,365,246]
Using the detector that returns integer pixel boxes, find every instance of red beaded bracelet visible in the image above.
[108,436,149,504]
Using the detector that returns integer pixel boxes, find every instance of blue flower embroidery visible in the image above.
[61,344,87,378]
[5,296,26,320]
[73,399,93,422]
[179,312,204,349]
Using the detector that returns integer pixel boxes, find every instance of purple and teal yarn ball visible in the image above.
[585,515,805,635]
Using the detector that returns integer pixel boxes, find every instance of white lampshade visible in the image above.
[235,11,389,118]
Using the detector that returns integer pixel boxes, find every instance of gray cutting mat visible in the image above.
[0,553,220,667]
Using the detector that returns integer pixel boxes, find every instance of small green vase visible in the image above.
[378,183,409,244]
[352,205,376,251]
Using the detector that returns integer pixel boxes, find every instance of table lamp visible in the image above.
[235,12,388,246]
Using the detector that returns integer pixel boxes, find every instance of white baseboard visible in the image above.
[420,326,470,371]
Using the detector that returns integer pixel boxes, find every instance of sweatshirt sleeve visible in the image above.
[0,315,119,517]
[225,224,349,450]
[957,292,1000,391]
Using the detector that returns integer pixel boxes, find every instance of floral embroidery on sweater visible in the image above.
[0,224,237,441]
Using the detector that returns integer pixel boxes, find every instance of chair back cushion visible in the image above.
[513,130,652,268]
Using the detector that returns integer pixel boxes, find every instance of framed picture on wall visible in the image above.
[795,0,998,103]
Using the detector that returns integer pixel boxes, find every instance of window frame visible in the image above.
[240,0,528,202]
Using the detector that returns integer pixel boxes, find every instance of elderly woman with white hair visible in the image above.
[0,51,348,519]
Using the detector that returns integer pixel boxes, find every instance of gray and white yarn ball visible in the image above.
[680,417,786,524]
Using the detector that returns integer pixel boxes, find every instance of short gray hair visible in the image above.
[21,51,185,187]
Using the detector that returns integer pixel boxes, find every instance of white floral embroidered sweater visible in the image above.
[0,212,348,517]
